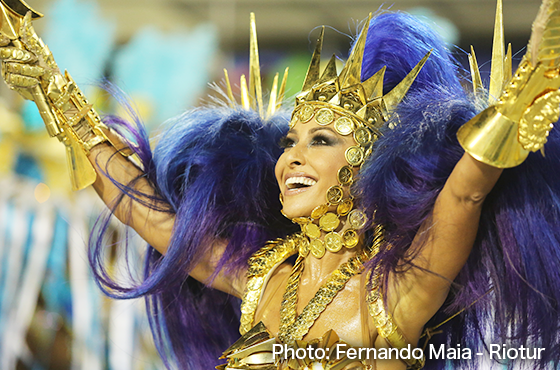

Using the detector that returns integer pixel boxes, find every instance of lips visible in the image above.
[284,174,317,195]
[286,176,317,189]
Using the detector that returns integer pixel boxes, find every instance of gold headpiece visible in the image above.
[292,13,431,144]
[284,15,432,259]
[223,13,289,120]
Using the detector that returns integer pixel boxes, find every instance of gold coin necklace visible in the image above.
[277,250,372,345]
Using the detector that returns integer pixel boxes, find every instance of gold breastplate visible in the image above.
[219,321,366,370]
[227,232,424,370]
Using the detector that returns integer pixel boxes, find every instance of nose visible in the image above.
[284,141,306,167]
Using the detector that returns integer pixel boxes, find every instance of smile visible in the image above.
[285,176,317,190]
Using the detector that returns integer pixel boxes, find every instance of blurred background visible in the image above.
[0,0,542,369]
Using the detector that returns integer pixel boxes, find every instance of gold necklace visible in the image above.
[277,248,373,345]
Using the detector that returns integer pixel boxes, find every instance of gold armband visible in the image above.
[45,71,113,190]
[458,2,560,168]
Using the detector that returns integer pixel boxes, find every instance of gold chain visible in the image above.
[278,249,373,345]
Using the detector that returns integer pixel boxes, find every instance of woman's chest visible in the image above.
[252,264,371,347]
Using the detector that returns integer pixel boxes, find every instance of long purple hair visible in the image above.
[88,11,560,370]
[89,103,296,368]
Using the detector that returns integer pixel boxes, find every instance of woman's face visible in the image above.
[275,118,356,219]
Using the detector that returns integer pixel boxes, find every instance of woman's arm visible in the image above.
[0,18,246,297]
[386,0,560,343]
[386,153,502,343]
[89,132,247,297]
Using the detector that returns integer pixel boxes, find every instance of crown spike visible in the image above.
[489,0,505,104]
[249,12,264,116]
[504,43,512,88]
[362,66,386,100]
[223,69,236,108]
[277,67,289,110]
[339,13,372,89]
[301,27,325,93]
[240,74,250,110]
[468,46,484,97]
[319,54,338,84]
[383,50,431,115]
[266,73,279,119]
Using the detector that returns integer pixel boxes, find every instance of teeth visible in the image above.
[286,176,317,189]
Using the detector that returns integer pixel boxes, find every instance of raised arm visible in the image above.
[0,11,245,296]
[87,137,246,295]
[389,0,560,344]
[386,153,502,344]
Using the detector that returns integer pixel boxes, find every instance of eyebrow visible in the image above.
[287,126,337,135]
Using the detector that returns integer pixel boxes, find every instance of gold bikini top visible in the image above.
[223,232,425,370]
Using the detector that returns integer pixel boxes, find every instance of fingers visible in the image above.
[529,0,560,64]
[20,12,36,40]
[4,62,43,77]
[20,12,42,53]
[0,46,35,63]
[1,61,43,90]
[3,70,39,88]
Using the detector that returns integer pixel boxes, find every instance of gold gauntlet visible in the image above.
[0,5,113,190]
[458,2,560,168]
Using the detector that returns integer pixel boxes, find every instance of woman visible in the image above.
[1,2,560,369]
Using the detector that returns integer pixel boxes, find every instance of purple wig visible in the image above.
[89,104,296,368]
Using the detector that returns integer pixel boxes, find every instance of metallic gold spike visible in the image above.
[301,27,324,93]
[362,66,386,101]
[319,54,338,84]
[266,72,279,119]
[276,67,289,111]
[383,50,432,116]
[249,12,263,116]
[293,13,431,136]
[221,14,287,118]
[240,74,250,110]
[504,43,512,89]
[339,13,372,88]
[223,69,236,108]
[222,322,271,358]
[489,0,505,104]
[468,46,484,96]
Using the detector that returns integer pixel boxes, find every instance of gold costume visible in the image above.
[222,228,423,370]
[1,1,559,370]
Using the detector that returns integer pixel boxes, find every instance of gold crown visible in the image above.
[292,14,431,138]
[223,13,289,120]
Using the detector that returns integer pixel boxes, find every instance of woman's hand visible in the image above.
[458,0,560,168]
[0,33,45,101]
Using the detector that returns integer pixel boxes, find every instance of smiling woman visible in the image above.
[276,122,356,219]
[1,1,560,370]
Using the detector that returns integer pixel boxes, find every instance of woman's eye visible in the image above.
[279,136,295,149]
[311,135,332,146]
